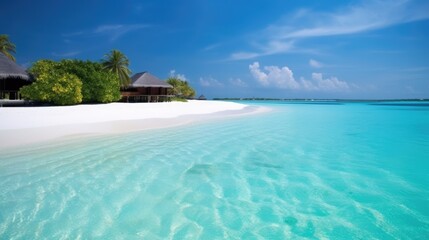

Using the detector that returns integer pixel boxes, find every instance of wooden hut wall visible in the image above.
[160,88,167,95]
[0,78,30,91]
[1,78,31,99]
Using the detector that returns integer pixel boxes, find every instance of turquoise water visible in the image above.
[1,101,428,239]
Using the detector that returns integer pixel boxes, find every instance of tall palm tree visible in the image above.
[101,50,131,88]
[0,34,16,62]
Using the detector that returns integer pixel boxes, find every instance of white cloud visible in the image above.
[169,70,187,81]
[262,40,295,55]
[95,24,124,33]
[199,77,223,87]
[63,24,149,42]
[309,59,323,68]
[230,0,429,60]
[230,41,294,60]
[230,52,260,61]
[203,43,221,51]
[249,62,300,89]
[249,62,268,85]
[95,24,149,41]
[52,51,80,57]
[229,78,247,87]
[249,62,351,91]
[308,73,350,91]
[272,0,429,39]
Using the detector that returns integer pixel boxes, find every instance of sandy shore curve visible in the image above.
[0,100,268,150]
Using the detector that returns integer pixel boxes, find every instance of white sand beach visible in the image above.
[0,100,265,149]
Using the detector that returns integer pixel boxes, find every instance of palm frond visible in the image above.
[0,34,16,62]
[101,49,132,87]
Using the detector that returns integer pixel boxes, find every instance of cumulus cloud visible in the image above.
[305,73,350,91]
[229,78,247,87]
[309,59,323,68]
[249,62,300,89]
[249,62,351,92]
[169,70,187,81]
[200,77,223,87]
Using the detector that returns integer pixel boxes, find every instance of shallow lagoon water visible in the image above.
[0,101,428,239]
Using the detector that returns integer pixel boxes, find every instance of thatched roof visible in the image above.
[130,72,172,88]
[198,95,207,100]
[0,53,29,80]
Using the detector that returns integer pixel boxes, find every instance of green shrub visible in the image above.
[170,96,188,102]
[28,59,57,78]
[22,59,121,105]
[58,60,121,103]
[21,72,82,105]
[88,70,121,103]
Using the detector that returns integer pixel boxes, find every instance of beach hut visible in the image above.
[198,94,207,100]
[0,53,31,100]
[121,71,173,102]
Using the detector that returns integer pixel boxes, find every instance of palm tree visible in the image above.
[166,77,196,98]
[101,50,131,88]
[0,34,16,62]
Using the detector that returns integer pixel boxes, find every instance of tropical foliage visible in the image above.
[101,50,131,88]
[20,61,82,105]
[166,77,196,99]
[0,34,16,61]
[170,96,188,102]
[58,60,121,103]
[20,59,121,105]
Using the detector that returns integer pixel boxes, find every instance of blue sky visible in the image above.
[1,0,429,99]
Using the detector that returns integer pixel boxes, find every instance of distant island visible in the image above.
[213,98,429,102]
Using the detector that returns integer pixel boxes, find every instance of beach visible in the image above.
[0,100,264,150]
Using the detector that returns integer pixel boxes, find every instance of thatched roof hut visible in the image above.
[0,53,29,80]
[121,72,173,102]
[198,94,207,100]
[130,72,172,88]
[0,53,31,100]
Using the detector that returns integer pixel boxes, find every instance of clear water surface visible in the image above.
[0,101,428,239]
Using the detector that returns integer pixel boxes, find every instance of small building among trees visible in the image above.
[0,53,31,100]
[198,94,207,100]
[121,72,173,102]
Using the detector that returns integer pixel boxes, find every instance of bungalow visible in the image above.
[0,53,31,100]
[121,71,173,102]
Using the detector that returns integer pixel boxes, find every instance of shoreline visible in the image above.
[0,101,269,150]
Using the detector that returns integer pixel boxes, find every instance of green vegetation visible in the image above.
[0,34,16,61]
[20,61,82,105]
[166,77,196,100]
[58,60,121,103]
[20,59,121,105]
[101,50,132,88]
[15,47,199,105]
[170,96,188,102]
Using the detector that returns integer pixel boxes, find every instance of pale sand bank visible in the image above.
[0,100,268,150]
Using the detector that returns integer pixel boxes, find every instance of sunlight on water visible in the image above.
[1,101,428,239]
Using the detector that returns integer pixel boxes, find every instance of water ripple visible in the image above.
[1,103,428,239]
